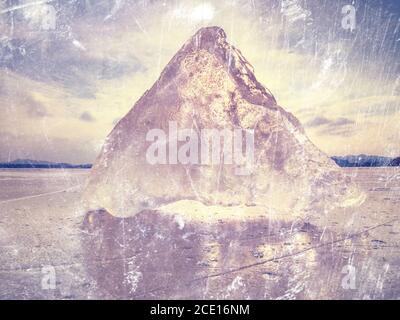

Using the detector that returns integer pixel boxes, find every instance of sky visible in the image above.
[0,0,399,163]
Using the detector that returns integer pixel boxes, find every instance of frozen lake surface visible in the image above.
[0,168,399,299]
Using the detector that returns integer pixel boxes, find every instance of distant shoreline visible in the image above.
[0,155,399,169]
[0,165,92,169]
[331,155,400,168]
[0,160,92,169]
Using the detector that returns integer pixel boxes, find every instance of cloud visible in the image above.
[305,116,354,128]
[305,116,330,127]
[361,100,400,117]
[80,111,95,122]
[305,115,356,137]
[332,117,355,126]
[319,126,356,137]
[0,36,145,99]
[22,95,49,118]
